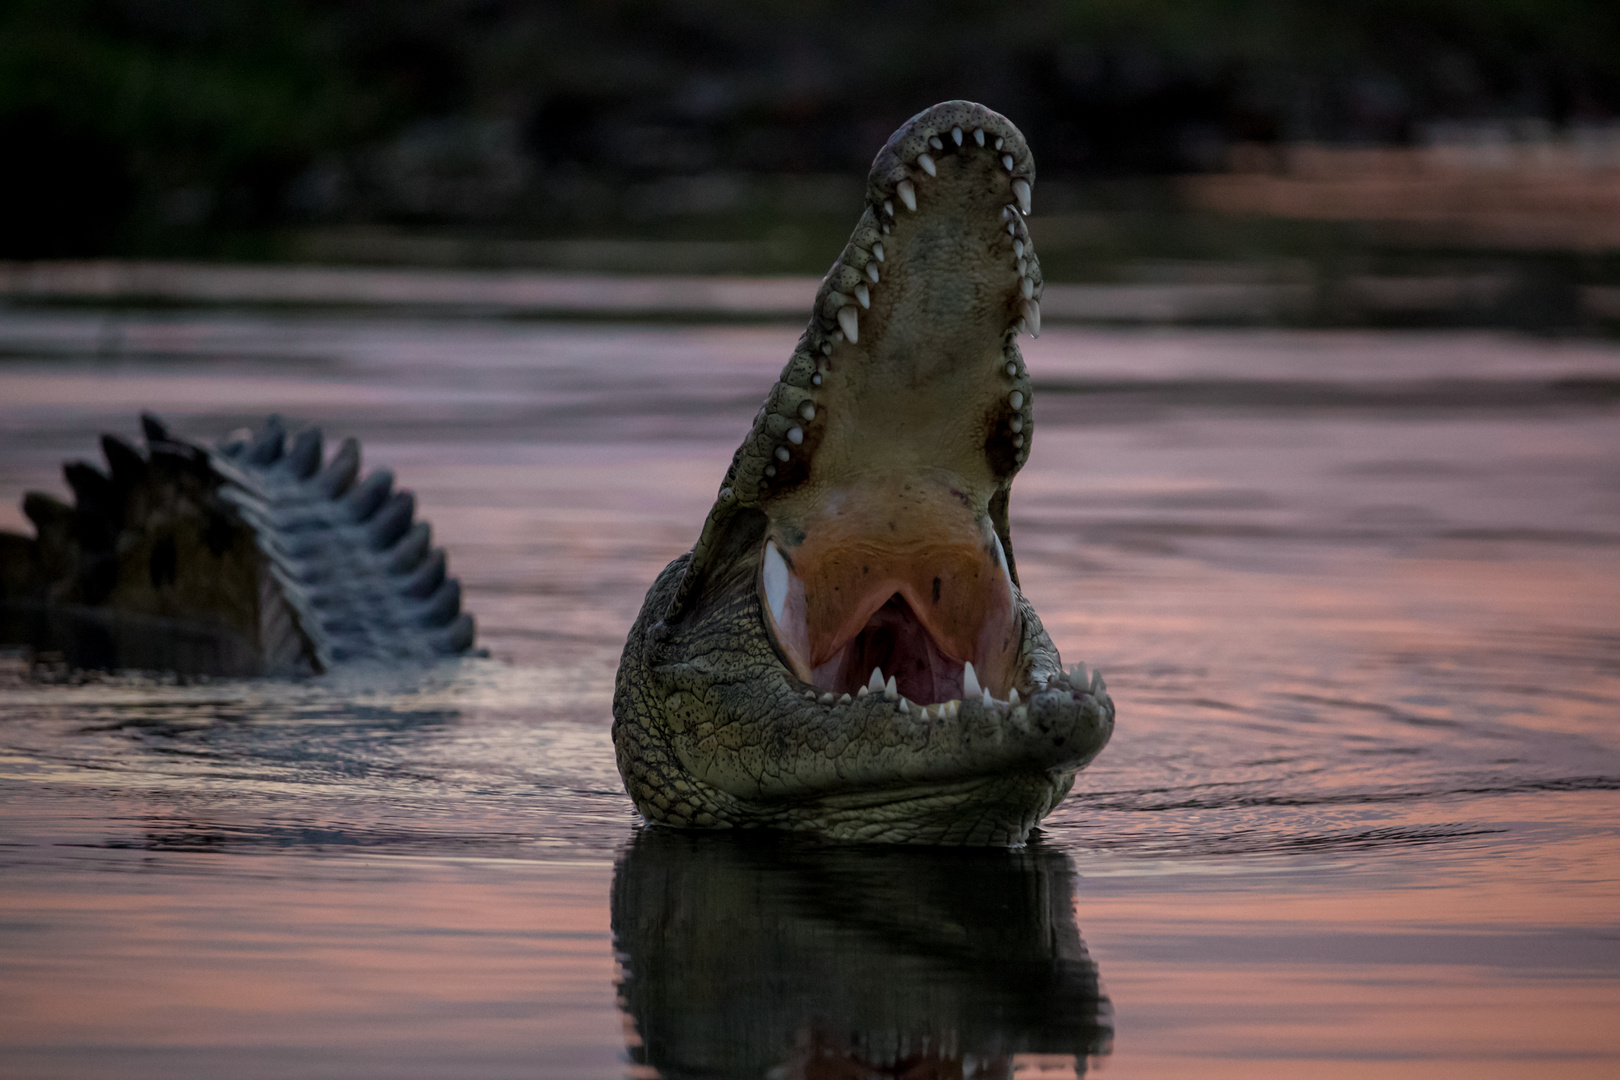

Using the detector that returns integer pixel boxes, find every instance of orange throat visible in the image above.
[760,479,1020,703]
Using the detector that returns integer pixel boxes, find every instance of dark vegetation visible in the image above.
[3,0,1617,259]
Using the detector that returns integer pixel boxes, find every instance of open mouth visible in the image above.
[759,492,1022,706]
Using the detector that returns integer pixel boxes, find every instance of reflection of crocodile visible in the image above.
[613,828,1112,1077]
[613,101,1114,844]
[0,414,474,675]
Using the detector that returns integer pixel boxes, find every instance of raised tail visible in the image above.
[0,414,476,676]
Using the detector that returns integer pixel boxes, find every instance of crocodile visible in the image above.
[0,100,1114,845]
[0,413,475,676]
[611,101,1115,845]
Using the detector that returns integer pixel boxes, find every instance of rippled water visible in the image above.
[2,309,1618,1078]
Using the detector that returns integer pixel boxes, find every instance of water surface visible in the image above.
[2,310,1618,1078]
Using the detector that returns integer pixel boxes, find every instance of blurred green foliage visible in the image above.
[1,0,1617,256]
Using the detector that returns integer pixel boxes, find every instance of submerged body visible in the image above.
[612,101,1115,845]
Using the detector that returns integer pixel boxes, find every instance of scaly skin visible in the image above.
[613,102,1114,846]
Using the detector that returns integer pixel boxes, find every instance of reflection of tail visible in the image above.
[0,414,475,675]
[611,829,1112,1079]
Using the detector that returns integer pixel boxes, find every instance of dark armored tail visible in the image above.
[0,415,475,676]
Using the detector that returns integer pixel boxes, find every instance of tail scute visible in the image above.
[0,414,478,675]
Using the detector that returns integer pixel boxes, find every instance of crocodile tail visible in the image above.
[0,414,476,675]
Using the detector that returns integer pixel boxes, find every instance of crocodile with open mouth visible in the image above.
[0,101,1113,845]
[612,101,1115,845]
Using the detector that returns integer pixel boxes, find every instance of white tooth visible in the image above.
[884,199,894,217]
[811,373,823,385]
[857,684,869,697]
[868,667,885,692]
[764,464,776,476]
[1007,221,1016,236]
[963,661,981,697]
[854,283,870,309]
[763,540,790,622]
[839,693,851,704]
[1014,239,1024,258]
[982,687,994,707]
[1022,298,1041,338]
[995,136,1004,150]
[1092,670,1106,695]
[1006,361,1017,377]
[1012,434,1023,447]
[1009,390,1024,409]
[1009,688,1021,706]
[775,446,790,462]
[1001,154,1014,171]
[866,262,879,282]
[1071,662,1089,687]
[951,126,963,145]
[1021,276,1034,299]
[1003,206,1012,219]
[1012,178,1031,215]
[799,401,815,420]
[837,305,859,342]
[974,128,986,146]
[820,692,834,704]
[917,152,936,176]
[928,135,943,150]
[921,705,932,720]
[1016,258,1027,277]
[872,241,884,262]
[881,223,890,234]
[805,690,817,700]
[899,698,909,713]
[1017,318,1028,335]
[787,426,803,444]
[1010,416,1023,432]
[896,180,916,211]
[884,675,898,701]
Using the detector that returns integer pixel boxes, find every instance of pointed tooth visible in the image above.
[854,283,870,309]
[974,128,986,146]
[898,698,909,713]
[799,401,815,420]
[872,241,884,262]
[1009,688,1021,706]
[884,199,894,217]
[868,667,885,692]
[857,684,869,697]
[917,152,936,176]
[982,687,993,707]
[928,135,943,150]
[1012,178,1031,215]
[839,693,852,704]
[1022,298,1041,338]
[951,126,963,146]
[995,136,1004,150]
[1001,154,1014,171]
[1071,662,1089,688]
[763,540,789,622]
[787,426,803,444]
[820,692,834,705]
[884,675,898,701]
[896,179,916,211]
[837,305,859,342]
[1009,390,1024,409]
[1013,238,1024,258]
[1016,258,1027,277]
[1021,276,1034,299]
[963,661,982,698]
[1091,670,1106,695]
[805,690,817,700]
[865,262,879,282]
